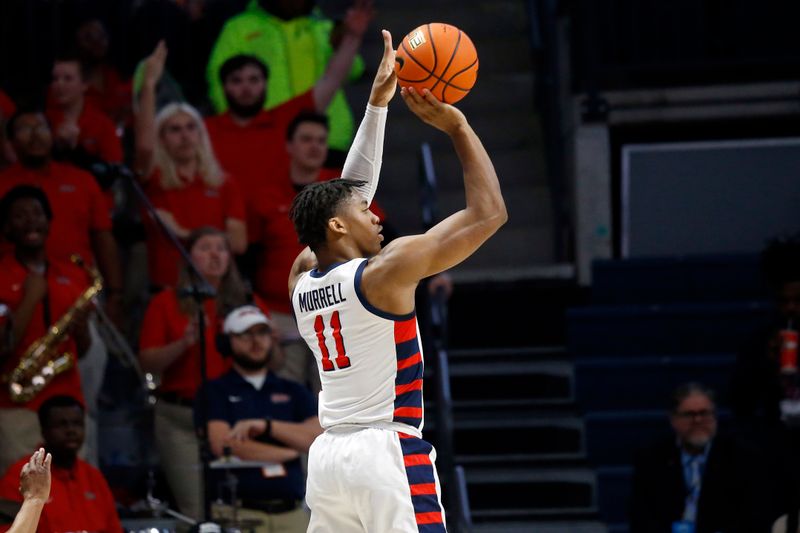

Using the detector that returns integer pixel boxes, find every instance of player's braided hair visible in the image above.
[762,234,800,289]
[289,179,366,251]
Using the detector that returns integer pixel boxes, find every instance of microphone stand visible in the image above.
[121,166,215,522]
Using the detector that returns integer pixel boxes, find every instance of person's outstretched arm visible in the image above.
[9,449,51,533]
[312,0,374,111]
[340,29,396,205]
[134,41,167,180]
[362,88,507,313]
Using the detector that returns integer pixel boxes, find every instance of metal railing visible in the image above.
[419,142,472,532]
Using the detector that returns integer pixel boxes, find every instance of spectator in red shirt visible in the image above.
[0,110,124,320]
[46,57,123,177]
[74,18,132,127]
[0,395,122,533]
[0,186,91,473]
[138,227,271,520]
[135,43,247,289]
[204,3,370,247]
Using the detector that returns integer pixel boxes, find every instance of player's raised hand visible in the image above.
[400,86,466,135]
[368,30,397,107]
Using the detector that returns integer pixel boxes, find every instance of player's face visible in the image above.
[224,65,267,109]
[231,324,273,368]
[190,234,230,281]
[287,122,328,179]
[42,406,85,454]
[51,61,87,106]
[160,112,201,163]
[11,113,53,159]
[4,197,49,248]
[338,194,383,256]
[670,392,717,450]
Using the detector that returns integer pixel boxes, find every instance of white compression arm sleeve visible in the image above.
[340,103,387,206]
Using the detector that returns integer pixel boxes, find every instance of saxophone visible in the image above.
[6,255,103,403]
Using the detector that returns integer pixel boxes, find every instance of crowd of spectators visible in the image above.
[0,0,381,530]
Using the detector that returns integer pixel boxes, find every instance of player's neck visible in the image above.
[314,244,361,272]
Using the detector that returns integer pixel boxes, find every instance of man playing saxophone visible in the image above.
[0,185,92,472]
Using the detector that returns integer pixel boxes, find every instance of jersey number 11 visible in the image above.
[314,311,351,371]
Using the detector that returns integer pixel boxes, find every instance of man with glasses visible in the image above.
[195,305,322,532]
[629,383,766,533]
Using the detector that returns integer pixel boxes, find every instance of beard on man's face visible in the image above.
[225,91,266,119]
[232,350,269,371]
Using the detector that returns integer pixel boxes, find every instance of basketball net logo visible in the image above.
[407,30,426,50]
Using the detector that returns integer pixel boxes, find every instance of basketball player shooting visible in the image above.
[288,29,506,532]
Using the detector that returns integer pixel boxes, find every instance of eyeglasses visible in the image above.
[674,409,715,421]
[232,329,271,341]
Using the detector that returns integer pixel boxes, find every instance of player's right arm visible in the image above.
[363,88,506,311]
[287,246,318,298]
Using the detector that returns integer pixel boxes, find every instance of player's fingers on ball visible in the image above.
[421,89,440,106]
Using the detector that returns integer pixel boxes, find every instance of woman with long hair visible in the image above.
[135,42,246,290]
[138,227,271,520]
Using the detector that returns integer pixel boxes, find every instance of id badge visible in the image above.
[672,521,695,533]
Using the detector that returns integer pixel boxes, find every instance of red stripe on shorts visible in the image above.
[395,379,423,395]
[416,512,444,524]
[403,454,432,467]
[410,483,438,496]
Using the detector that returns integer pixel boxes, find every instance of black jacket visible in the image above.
[629,434,773,533]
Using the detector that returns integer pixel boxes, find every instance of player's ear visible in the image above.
[327,216,348,237]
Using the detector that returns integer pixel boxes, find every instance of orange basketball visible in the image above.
[394,23,479,104]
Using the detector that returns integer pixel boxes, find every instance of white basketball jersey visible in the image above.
[292,258,425,437]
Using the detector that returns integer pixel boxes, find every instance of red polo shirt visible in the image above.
[0,455,122,533]
[85,65,132,125]
[205,90,315,241]
[143,171,246,288]
[0,255,88,411]
[0,162,111,266]
[139,288,271,401]
[252,169,337,313]
[46,102,123,164]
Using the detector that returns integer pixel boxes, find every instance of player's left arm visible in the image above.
[362,90,506,311]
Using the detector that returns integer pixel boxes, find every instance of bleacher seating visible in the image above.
[569,253,774,532]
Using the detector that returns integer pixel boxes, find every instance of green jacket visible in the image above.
[206,1,364,151]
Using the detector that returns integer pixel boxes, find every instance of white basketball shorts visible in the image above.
[306,426,447,532]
